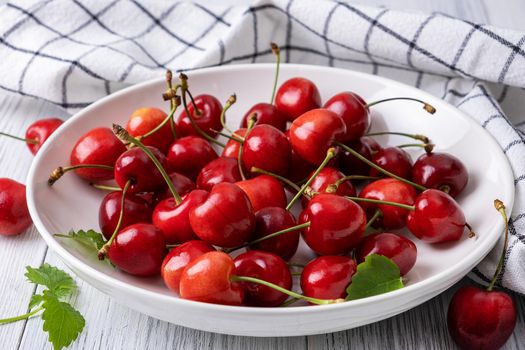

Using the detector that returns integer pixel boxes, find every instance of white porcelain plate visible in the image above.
[26,64,514,336]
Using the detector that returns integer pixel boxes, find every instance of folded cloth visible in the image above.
[0,0,524,294]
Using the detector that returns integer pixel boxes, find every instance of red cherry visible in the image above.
[236,175,287,212]
[301,256,356,300]
[126,107,174,153]
[152,189,208,244]
[114,146,167,194]
[289,109,346,166]
[179,251,244,305]
[196,157,242,191]
[284,130,315,183]
[177,94,222,137]
[234,250,292,306]
[25,118,63,155]
[240,103,287,131]
[242,124,291,176]
[356,233,417,275]
[359,178,417,229]
[221,128,246,158]
[98,191,151,240]
[250,207,299,260]
[300,194,366,255]
[0,178,31,235]
[339,136,381,176]
[107,223,166,276]
[448,286,516,350]
[161,240,215,294]
[166,136,218,180]
[302,167,356,206]
[324,92,370,142]
[412,152,468,198]
[407,189,465,243]
[275,77,321,121]
[157,172,196,201]
[189,183,255,248]
[369,147,413,179]
[70,127,127,182]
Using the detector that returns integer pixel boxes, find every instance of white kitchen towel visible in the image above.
[0,0,524,294]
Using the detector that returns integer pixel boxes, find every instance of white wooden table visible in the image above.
[0,1,524,349]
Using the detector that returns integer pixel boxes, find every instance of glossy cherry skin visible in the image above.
[177,94,223,137]
[407,189,465,243]
[448,286,516,350]
[0,178,31,235]
[179,251,244,305]
[356,233,417,275]
[126,107,173,153]
[300,194,366,255]
[289,109,346,166]
[359,178,418,229]
[221,129,246,158]
[339,136,381,176]
[240,103,287,131]
[242,124,291,176]
[234,250,292,306]
[70,127,127,182]
[161,240,215,294]
[25,118,63,155]
[107,223,166,277]
[152,190,208,244]
[166,136,218,180]
[196,157,242,191]
[275,77,321,121]
[98,191,152,240]
[412,152,468,198]
[284,129,315,183]
[250,207,299,260]
[236,175,287,212]
[157,172,196,201]
[189,182,255,248]
[324,92,370,142]
[302,167,356,207]
[114,146,167,194]
[301,256,357,300]
[369,147,413,179]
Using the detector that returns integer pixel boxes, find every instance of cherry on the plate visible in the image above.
[338,136,381,176]
[177,94,223,138]
[107,223,166,276]
[0,178,32,235]
[189,182,255,248]
[221,129,246,158]
[356,233,417,275]
[166,136,218,180]
[369,146,413,179]
[275,77,321,121]
[24,118,63,155]
[324,91,370,142]
[301,256,357,300]
[412,152,468,198]
[303,167,356,205]
[234,250,292,306]
[126,107,174,153]
[236,175,287,212]
[161,240,215,294]
[240,103,287,131]
[196,157,242,191]
[157,172,196,201]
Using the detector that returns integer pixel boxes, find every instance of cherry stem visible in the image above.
[187,89,201,116]
[286,148,337,210]
[465,222,476,238]
[0,306,43,325]
[223,221,311,254]
[366,97,436,114]
[220,94,236,135]
[165,69,179,139]
[279,298,299,307]
[250,166,301,192]
[346,196,415,210]
[166,244,181,249]
[237,114,257,181]
[210,129,244,142]
[326,175,380,194]
[112,124,182,205]
[270,42,281,104]
[89,183,121,191]
[487,200,508,292]
[334,141,427,191]
[364,209,383,231]
[440,184,451,194]
[98,179,131,260]
[397,143,435,153]
[366,131,430,143]
[287,263,305,269]
[231,275,343,305]
[139,96,180,141]
[48,164,114,186]
[0,132,39,145]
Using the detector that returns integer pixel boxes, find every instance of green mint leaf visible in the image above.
[41,294,85,350]
[25,264,76,299]
[55,229,106,251]
[29,294,44,309]
[345,254,404,301]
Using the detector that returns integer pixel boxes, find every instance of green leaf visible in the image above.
[345,254,404,301]
[41,294,85,350]
[25,264,76,299]
[29,294,44,309]
[55,229,106,251]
